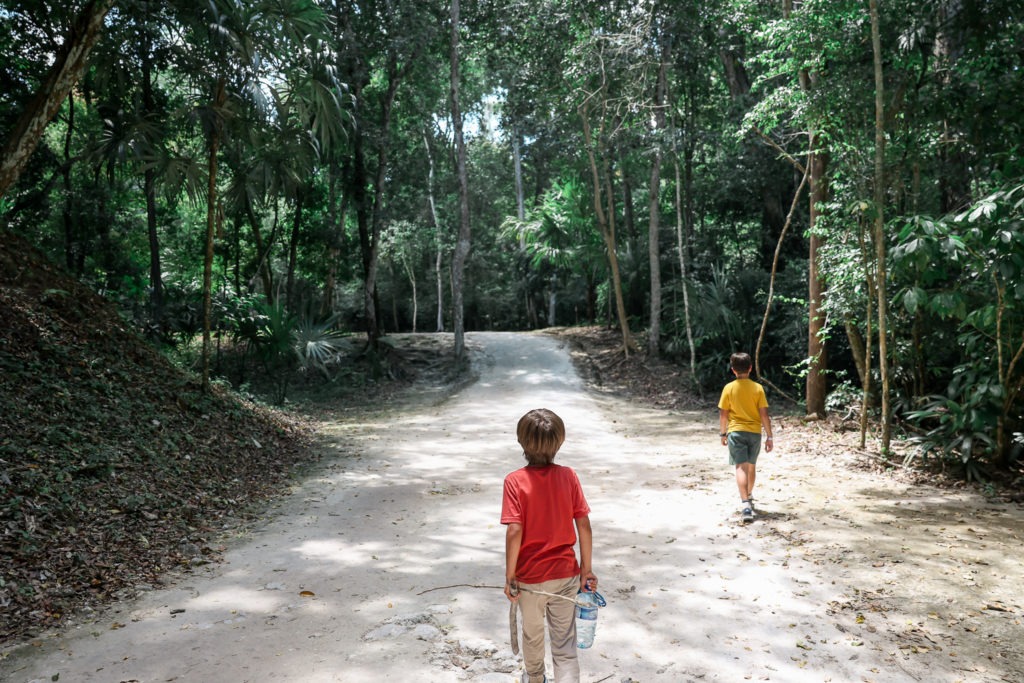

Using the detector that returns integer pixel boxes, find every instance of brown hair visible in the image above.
[730,352,752,374]
[517,408,566,466]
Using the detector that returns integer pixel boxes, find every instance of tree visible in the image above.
[573,21,642,357]
[869,0,892,452]
[0,0,115,199]
[174,0,331,389]
[647,26,669,356]
[450,0,472,360]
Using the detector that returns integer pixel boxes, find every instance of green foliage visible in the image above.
[3,0,1024,474]
[894,183,1024,469]
[292,315,348,378]
[905,384,998,482]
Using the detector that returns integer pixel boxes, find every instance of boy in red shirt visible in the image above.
[502,408,597,683]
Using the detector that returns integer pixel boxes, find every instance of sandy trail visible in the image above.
[3,331,1022,683]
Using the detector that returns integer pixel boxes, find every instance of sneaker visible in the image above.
[741,506,754,523]
[747,497,755,512]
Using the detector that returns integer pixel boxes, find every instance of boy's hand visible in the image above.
[505,578,519,603]
[720,434,728,447]
[765,436,774,452]
[580,571,598,592]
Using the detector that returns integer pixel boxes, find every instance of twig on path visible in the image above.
[417,583,502,595]
[592,676,615,683]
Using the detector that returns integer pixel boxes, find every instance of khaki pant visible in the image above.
[517,575,580,683]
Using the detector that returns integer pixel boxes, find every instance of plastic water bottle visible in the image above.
[575,586,606,649]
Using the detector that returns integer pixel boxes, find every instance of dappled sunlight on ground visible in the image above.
[5,331,1022,683]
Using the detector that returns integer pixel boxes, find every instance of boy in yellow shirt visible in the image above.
[718,352,773,523]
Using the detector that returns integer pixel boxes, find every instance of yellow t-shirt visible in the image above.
[718,378,768,434]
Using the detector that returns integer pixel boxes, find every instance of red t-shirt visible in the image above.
[501,464,591,584]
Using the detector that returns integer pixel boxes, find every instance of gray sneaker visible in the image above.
[741,506,754,523]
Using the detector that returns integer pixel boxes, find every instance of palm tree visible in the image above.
[172,0,334,390]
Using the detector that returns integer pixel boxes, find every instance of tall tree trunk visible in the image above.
[806,142,829,417]
[512,126,534,324]
[201,78,226,392]
[450,0,472,360]
[580,98,636,356]
[0,0,115,198]
[784,0,830,417]
[869,0,892,452]
[350,80,373,326]
[365,64,405,346]
[423,131,445,332]
[141,27,163,328]
[673,137,696,382]
[647,35,668,357]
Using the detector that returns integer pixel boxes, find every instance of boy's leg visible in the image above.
[734,463,751,501]
[728,432,760,518]
[545,576,581,683]
[516,585,549,683]
[737,462,756,500]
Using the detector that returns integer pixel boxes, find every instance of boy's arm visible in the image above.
[504,523,523,602]
[759,406,774,452]
[575,515,597,591]
[718,408,729,446]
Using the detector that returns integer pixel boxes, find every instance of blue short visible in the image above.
[727,431,761,465]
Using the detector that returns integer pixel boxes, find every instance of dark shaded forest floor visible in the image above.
[2,224,1020,655]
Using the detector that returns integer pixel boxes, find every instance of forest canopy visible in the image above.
[1,0,1023,476]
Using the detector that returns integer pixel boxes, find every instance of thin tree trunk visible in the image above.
[450,0,472,360]
[201,78,226,392]
[350,80,373,333]
[512,128,526,223]
[141,10,163,329]
[673,138,696,382]
[231,213,242,296]
[423,132,444,332]
[547,272,557,327]
[580,98,635,356]
[619,147,637,258]
[246,202,274,301]
[320,161,344,318]
[404,256,418,333]
[756,159,810,379]
[647,36,668,357]
[286,190,303,314]
[62,93,76,272]
[855,217,875,450]
[0,0,115,198]
[365,34,418,346]
[869,0,892,452]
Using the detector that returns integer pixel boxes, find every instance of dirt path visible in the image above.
[3,332,1022,682]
